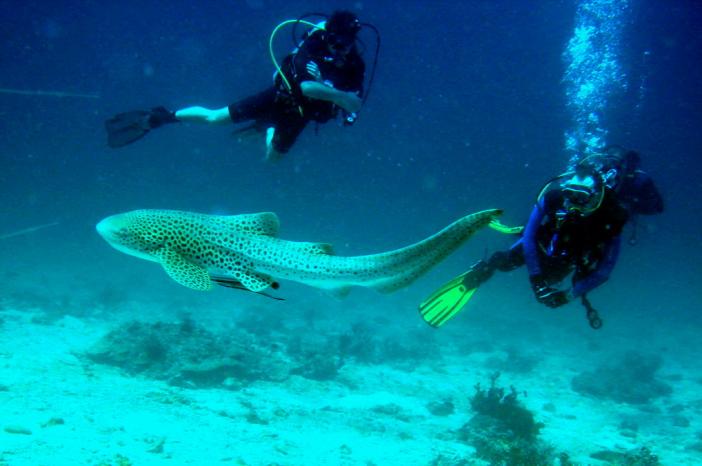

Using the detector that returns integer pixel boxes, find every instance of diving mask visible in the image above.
[561,174,603,215]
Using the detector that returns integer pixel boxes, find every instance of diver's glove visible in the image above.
[306,61,323,82]
[530,275,569,308]
[148,106,179,129]
[541,290,569,308]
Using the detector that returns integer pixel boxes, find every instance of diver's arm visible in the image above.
[174,106,232,125]
[523,199,574,308]
[633,173,664,215]
[569,236,621,299]
[523,202,546,278]
[300,81,362,113]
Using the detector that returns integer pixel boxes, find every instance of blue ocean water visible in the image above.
[1,1,701,464]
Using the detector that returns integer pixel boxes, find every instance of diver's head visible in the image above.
[589,145,642,190]
[326,10,361,55]
[621,149,641,175]
[560,167,604,216]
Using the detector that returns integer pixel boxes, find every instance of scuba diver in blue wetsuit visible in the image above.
[105,10,380,162]
[419,147,664,329]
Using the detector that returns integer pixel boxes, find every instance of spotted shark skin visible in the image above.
[96,209,501,294]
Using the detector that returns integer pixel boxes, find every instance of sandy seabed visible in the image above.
[1,305,700,466]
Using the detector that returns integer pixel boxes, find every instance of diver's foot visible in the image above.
[463,260,493,288]
[264,127,283,162]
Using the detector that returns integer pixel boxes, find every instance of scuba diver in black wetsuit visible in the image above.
[105,10,380,162]
[419,147,664,329]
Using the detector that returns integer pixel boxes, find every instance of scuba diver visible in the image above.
[105,10,379,161]
[419,147,663,329]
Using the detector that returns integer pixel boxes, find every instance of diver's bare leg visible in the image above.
[175,106,231,124]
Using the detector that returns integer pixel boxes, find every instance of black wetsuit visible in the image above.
[228,31,365,153]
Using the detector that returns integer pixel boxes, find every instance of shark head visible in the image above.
[96,209,282,292]
[96,210,167,262]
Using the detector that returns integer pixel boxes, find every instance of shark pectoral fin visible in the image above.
[154,248,213,291]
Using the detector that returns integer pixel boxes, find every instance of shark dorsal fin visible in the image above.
[285,241,334,255]
[221,212,279,237]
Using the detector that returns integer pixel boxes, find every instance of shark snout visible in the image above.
[96,212,161,263]
[96,216,116,240]
[96,214,129,244]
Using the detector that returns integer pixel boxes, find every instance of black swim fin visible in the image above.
[105,110,152,148]
[105,106,178,148]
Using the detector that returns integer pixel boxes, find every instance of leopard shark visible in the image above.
[96,208,501,296]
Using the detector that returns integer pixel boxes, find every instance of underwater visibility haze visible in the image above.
[1,1,701,464]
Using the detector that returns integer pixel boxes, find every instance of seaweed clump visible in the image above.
[456,372,552,465]
[589,446,661,465]
[469,372,543,440]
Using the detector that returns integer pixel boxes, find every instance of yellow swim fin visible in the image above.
[488,219,524,235]
[419,270,479,327]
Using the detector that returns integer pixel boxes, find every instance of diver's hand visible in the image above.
[540,289,569,308]
[530,275,569,308]
[306,61,323,82]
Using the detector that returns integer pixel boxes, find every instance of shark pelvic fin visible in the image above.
[236,270,276,292]
[155,248,213,291]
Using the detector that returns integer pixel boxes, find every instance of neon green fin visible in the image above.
[419,271,478,327]
[488,219,524,235]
